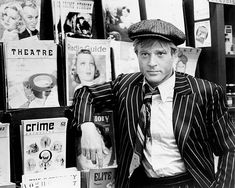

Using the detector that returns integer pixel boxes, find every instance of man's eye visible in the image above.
[157,52,165,56]
[140,53,149,58]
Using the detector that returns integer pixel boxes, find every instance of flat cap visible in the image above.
[128,19,186,46]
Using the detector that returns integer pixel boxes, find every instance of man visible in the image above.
[19,2,39,39]
[71,19,235,187]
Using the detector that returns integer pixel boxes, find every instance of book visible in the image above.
[102,0,141,42]
[0,0,41,42]
[175,47,202,76]
[76,111,117,188]
[22,167,80,188]
[4,40,60,109]
[110,40,139,78]
[0,123,10,183]
[65,36,111,106]
[21,117,68,174]
[60,0,94,40]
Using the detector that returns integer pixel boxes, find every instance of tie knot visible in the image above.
[144,85,160,96]
[143,86,159,103]
[151,87,160,95]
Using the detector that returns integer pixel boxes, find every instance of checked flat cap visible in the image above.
[128,19,186,46]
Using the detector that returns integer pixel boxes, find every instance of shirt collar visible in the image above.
[143,71,175,103]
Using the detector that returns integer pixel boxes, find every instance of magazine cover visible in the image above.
[0,0,41,42]
[88,167,116,188]
[0,123,10,183]
[21,117,68,174]
[22,167,80,188]
[194,20,211,48]
[60,0,94,40]
[102,0,141,42]
[110,40,139,78]
[65,36,111,106]
[4,40,59,109]
[175,47,202,76]
[77,111,117,188]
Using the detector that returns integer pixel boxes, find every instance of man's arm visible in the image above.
[71,82,115,166]
[211,85,235,188]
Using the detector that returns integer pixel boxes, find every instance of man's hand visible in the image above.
[80,122,105,167]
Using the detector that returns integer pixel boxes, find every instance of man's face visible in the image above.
[136,40,175,88]
[22,6,38,31]
[76,53,96,82]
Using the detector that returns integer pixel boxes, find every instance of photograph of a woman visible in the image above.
[0,1,24,42]
[70,49,101,91]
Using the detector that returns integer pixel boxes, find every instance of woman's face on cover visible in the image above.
[2,7,20,31]
[76,53,96,82]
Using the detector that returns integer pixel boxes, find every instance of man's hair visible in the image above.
[133,38,177,55]
[21,1,38,9]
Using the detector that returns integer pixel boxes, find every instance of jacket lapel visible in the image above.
[173,72,196,154]
[126,73,144,148]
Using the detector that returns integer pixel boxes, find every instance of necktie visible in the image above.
[129,86,160,177]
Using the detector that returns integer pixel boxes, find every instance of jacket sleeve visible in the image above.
[71,82,114,129]
[211,85,235,188]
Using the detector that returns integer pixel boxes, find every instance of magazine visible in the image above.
[77,111,117,188]
[60,0,94,40]
[4,40,59,109]
[0,123,10,183]
[22,167,80,188]
[175,47,202,76]
[102,0,141,42]
[21,117,68,174]
[110,40,139,78]
[0,0,41,42]
[65,36,111,106]
[88,167,116,188]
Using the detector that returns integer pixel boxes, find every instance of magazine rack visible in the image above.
[0,0,213,186]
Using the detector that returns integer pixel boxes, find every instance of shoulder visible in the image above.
[176,72,224,95]
[116,72,143,85]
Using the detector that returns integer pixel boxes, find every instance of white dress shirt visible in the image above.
[143,72,186,177]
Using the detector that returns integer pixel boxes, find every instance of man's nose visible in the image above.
[148,55,158,66]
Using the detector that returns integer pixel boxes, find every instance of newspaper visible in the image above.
[22,167,80,188]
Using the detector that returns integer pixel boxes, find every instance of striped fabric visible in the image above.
[71,72,235,188]
[129,86,159,177]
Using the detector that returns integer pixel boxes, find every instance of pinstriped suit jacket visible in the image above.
[72,71,235,188]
